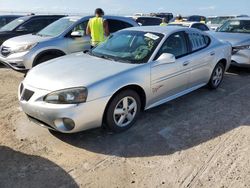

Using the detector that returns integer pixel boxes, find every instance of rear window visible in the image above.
[188,32,210,52]
[107,19,133,33]
[136,18,162,26]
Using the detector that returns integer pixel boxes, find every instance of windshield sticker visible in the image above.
[144,33,159,40]
[18,19,24,22]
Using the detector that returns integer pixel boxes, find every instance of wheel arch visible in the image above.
[102,84,147,125]
[33,49,66,67]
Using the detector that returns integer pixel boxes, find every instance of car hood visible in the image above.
[208,31,250,46]
[3,34,52,47]
[24,53,140,91]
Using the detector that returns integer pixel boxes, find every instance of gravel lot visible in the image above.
[0,65,250,188]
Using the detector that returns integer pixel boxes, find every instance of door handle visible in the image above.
[210,51,215,56]
[183,61,190,66]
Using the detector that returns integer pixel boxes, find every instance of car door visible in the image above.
[65,20,91,53]
[150,31,191,104]
[185,31,215,87]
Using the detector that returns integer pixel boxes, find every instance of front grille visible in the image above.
[1,46,11,57]
[21,89,34,101]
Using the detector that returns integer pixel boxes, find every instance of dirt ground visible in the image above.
[0,65,250,188]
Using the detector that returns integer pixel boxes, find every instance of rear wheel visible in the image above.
[208,62,225,89]
[105,90,141,132]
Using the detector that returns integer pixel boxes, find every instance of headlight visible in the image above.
[232,45,250,54]
[44,87,88,104]
[12,43,38,53]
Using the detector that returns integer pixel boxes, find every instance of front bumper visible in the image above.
[232,49,250,67]
[0,51,31,72]
[19,83,111,133]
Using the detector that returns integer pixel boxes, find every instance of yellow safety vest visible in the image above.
[160,23,167,26]
[89,17,105,46]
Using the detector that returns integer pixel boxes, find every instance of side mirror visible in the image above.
[71,31,85,37]
[16,26,28,32]
[155,53,176,65]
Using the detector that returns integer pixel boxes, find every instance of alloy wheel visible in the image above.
[212,65,223,87]
[113,96,137,127]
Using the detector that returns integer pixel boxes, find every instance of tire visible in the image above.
[208,62,225,89]
[105,90,141,133]
[33,54,62,67]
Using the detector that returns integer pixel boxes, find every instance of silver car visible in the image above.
[19,26,231,133]
[0,15,138,71]
[209,18,250,67]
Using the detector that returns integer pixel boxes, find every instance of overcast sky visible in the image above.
[0,0,249,16]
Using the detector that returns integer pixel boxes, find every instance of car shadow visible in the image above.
[51,67,250,158]
[0,146,78,188]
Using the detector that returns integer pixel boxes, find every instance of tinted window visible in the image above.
[0,18,7,27]
[188,32,210,51]
[107,19,133,33]
[155,32,188,59]
[137,18,161,26]
[18,18,56,33]
[192,23,209,31]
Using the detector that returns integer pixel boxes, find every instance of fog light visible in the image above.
[63,118,75,130]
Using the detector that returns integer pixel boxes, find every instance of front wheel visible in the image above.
[105,90,141,133]
[208,62,225,89]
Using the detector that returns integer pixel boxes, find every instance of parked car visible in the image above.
[130,16,162,26]
[209,18,250,67]
[187,15,206,22]
[0,15,139,71]
[150,13,173,23]
[0,15,23,28]
[170,15,206,23]
[19,26,231,133]
[207,15,249,30]
[168,22,210,31]
[0,15,65,46]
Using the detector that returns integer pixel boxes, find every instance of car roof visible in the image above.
[19,15,65,20]
[0,15,23,17]
[132,16,162,19]
[231,17,250,21]
[123,25,194,35]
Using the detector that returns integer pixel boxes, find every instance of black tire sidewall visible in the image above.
[105,90,141,132]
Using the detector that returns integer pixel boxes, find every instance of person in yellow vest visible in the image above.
[175,14,183,23]
[86,8,109,47]
[160,18,168,26]
[200,17,206,24]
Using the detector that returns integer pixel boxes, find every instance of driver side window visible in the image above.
[71,20,88,36]
[155,32,188,60]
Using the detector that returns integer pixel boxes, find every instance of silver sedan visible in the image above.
[19,26,232,133]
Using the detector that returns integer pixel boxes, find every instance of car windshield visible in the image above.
[91,30,163,64]
[207,17,233,25]
[37,17,79,37]
[217,20,250,33]
[0,17,26,31]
